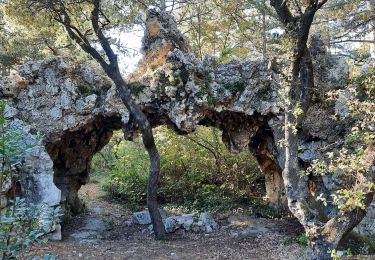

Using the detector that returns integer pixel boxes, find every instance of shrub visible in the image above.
[94,126,262,212]
[0,198,61,259]
[0,100,61,259]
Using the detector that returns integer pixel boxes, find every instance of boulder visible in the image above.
[70,216,113,243]
[132,208,168,225]
[174,214,195,230]
[197,212,219,232]
[164,217,179,233]
[163,214,195,233]
[239,226,269,237]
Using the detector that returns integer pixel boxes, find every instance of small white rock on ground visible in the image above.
[132,209,168,225]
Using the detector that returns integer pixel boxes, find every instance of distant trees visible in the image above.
[174,0,280,61]
[0,2,78,75]
[312,0,375,59]
[94,126,261,211]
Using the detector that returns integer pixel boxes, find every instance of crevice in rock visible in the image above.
[249,123,287,210]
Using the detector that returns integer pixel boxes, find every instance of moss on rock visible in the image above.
[223,81,246,95]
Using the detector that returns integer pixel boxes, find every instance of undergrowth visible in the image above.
[92,126,267,214]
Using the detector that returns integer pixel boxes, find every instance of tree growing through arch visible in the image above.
[22,0,167,239]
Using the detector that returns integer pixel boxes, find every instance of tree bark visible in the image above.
[107,69,166,240]
[160,0,166,11]
[306,238,333,260]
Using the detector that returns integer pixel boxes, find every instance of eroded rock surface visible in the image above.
[0,10,282,215]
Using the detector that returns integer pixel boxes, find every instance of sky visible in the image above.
[118,27,144,75]
[114,5,375,76]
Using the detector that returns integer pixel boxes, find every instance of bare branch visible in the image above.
[317,0,329,9]
[331,39,375,44]
[51,3,109,69]
[91,0,118,70]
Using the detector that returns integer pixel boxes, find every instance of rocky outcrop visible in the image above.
[0,9,373,237]
[0,10,282,215]
[0,57,127,216]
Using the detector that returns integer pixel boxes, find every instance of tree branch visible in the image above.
[270,0,295,26]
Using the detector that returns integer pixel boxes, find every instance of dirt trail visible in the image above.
[33,183,305,260]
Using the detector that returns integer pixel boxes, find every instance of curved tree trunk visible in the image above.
[270,0,334,257]
[109,70,166,240]
[45,0,167,240]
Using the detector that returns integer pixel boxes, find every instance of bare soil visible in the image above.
[32,183,306,260]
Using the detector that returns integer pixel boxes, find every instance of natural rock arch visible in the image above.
[1,9,373,237]
[46,115,123,215]
[0,55,284,216]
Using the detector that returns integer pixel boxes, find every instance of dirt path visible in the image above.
[33,183,305,260]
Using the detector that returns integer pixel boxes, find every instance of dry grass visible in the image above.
[147,22,161,37]
[131,43,172,80]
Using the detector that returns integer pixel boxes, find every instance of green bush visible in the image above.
[93,126,261,212]
[284,233,308,246]
[0,199,61,259]
[0,100,61,259]
[99,137,149,204]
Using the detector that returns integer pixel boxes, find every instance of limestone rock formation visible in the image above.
[0,10,282,216]
[0,9,374,237]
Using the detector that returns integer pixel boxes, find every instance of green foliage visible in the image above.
[128,82,146,95]
[339,232,375,255]
[100,140,149,204]
[304,64,375,212]
[0,199,62,259]
[76,85,94,97]
[219,48,247,63]
[93,126,261,212]
[330,248,352,260]
[179,68,190,84]
[0,0,153,72]
[222,81,246,95]
[255,84,273,100]
[0,100,36,187]
[284,233,308,246]
[0,100,62,259]
[247,199,287,219]
[177,0,275,60]
[298,233,308,246]
[0,1,81,71]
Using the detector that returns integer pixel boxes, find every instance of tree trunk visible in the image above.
[145,137,166,239]
[109,69,166,240]
[270,1,336,257]
[306,238,333,260]
[160,0,166,11]
[53,0,167,239]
